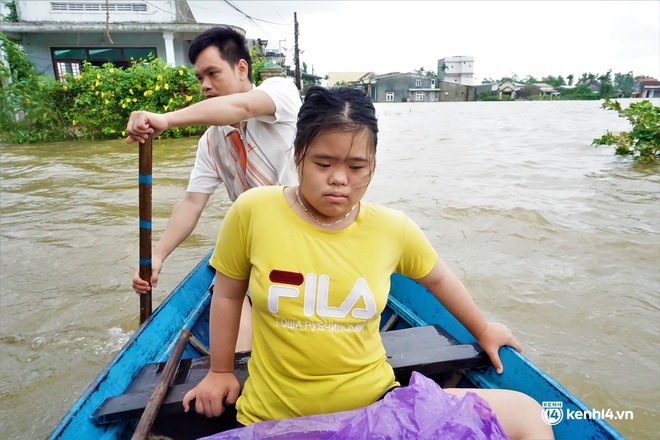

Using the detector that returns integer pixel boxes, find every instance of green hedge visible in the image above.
[0,32,207,143]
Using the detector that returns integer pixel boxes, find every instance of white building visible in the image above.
[437,56,474,86]
[0,0,245,80]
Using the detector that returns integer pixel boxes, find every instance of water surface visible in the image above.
[1,99,658,438]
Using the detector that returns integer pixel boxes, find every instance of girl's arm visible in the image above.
[414,259,522,374]
[182,271,249,417]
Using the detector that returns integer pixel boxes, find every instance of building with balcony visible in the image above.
[437,56,474,86]
[0,0,246,80]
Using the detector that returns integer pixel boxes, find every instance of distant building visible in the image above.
[633,78,660,98]
[362,72,474,103]
[575,78,601,94]
[497,81,518,99]
[437,56,474,86]
[436,81,475,102]
[371,72,438,102]
[326,72,374,86]
[517,83,558,99]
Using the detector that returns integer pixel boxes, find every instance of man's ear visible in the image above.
[237,59,249,80]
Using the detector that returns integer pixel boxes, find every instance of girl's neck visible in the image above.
[285,186,358,230]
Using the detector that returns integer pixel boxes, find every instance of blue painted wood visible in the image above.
[48,254,623,439]
[48,250,215,440]
[388,273,624,440]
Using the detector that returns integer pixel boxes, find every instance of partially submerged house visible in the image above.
[0,0,247,80]
[633,78,660,99]
[371,72,438,102]
[517,83,558,99]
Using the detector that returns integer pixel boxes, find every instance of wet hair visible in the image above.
[294,86,378,173]
[188,27,252,81]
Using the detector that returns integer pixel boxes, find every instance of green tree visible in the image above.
[558,85,600,100]
[414,67,436,77]
[1,1,18,22]
[542,75,566,87]
[598,70,615,98]
[0,32,66,142]
[592,99,659,164]
[567,74,574,86]
[614,71,634,97]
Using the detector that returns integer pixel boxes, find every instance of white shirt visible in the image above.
[186,77,301,201]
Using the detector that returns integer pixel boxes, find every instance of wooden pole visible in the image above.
[132,329,191,440]
[138,136,153,325]
[294,12,301,91]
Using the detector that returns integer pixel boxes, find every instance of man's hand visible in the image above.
[132,256,163,294]
[182,371,240,418]
[125,111,169,144]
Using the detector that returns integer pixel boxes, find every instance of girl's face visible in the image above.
[298,128,374,225]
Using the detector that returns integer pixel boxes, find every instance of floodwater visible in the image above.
[1,99,658,439]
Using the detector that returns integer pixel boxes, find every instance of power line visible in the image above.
[222,0,290,26]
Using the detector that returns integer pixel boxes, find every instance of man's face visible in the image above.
[193,46,247,99]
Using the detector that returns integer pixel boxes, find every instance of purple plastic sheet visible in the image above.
[199,372,508,440]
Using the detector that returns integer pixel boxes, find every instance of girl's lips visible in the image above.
[324,193,348,202]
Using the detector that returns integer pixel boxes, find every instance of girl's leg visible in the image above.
[444,388,555,440]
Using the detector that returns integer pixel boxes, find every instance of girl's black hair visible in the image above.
[294,86,378,168]
[188,27,252,81]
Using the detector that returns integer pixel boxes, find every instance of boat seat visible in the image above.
[91,324,490,428]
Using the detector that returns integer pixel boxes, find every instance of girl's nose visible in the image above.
[329,168,348,185]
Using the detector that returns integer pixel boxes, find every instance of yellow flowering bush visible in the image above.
[61,57,204,139]
[1,35,266,143]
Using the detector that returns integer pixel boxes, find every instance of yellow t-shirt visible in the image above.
[210,186,438,424]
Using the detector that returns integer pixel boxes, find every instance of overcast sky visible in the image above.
[187,1,660,83]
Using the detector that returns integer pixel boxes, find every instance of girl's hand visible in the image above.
[474,321,522,374]
[182,371,240,418]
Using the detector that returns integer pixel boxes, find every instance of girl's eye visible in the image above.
[315,163,330,168]
[350,166,365,170]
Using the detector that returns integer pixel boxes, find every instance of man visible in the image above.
[126,27,301,350]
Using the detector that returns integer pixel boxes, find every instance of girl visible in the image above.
[183,86,554,439]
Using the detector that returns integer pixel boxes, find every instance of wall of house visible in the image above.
[438,56,475,86]
[16,0,177,23]
[374,73,435,102]
[436,81,475,102]
[20,32,172,76]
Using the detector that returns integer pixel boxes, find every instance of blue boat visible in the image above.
[48,249,624,439]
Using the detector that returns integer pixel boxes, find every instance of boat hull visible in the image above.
[49,250,623,439]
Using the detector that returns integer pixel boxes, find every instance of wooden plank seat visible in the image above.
[91,325,490,426]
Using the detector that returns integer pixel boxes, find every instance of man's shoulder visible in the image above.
[257,77,299,96]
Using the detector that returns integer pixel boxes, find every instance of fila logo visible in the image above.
[267,270,376,320]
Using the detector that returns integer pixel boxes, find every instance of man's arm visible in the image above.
[132,191,211,293]
[126,90,276,143]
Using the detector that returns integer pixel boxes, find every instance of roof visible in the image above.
[326,72,372,86]
[0,21,240,38]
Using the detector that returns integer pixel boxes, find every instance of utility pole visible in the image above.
[294,12,301,91]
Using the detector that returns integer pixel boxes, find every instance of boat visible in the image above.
[48,249,624,440]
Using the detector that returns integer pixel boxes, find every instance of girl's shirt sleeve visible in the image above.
[209,195,251,280]
[395,214,438,280]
